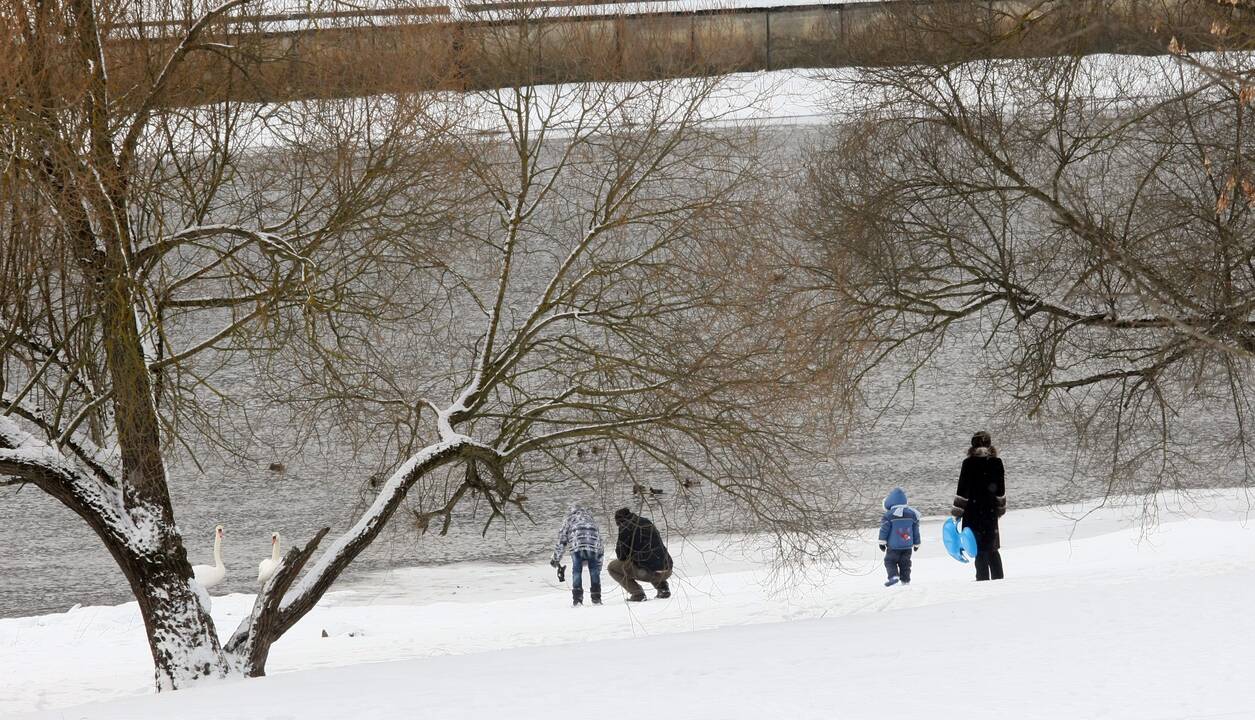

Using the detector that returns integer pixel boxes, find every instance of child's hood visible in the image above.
[883,487,908,512]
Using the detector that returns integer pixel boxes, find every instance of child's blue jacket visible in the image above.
[879,487,922,551]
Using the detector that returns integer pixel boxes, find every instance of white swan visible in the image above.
[192,525,226,590]
[257,532,281,584]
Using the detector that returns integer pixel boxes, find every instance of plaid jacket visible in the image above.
[552,506,604,564]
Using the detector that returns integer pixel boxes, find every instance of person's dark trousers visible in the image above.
[607,559,672,598]
[884,548,912,583]
[975,550,1004,581]
[973,529,1004,581]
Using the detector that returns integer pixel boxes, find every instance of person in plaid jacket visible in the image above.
[551,504,605,606]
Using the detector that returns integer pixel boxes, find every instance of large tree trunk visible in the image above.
[23,468,235,690]
[84,209,234,687]
[123,548,233,689]
[92,259,232,687]
[78,498,233,689]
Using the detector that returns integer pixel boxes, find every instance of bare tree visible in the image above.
[264,65,846,585]
[1,0,477,685]
[796,28,1255,495]
[1,0,838,690]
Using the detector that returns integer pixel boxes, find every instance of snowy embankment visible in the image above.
[6,490,1255,720]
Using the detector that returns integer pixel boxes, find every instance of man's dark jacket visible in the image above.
[615,512,673,572]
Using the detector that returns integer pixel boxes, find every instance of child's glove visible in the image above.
[878,542,887,551]
[549,558,559,568]
[913,545,920,552]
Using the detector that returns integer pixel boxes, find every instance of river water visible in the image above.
[4,323,1194,620]
[1,124,1243,619]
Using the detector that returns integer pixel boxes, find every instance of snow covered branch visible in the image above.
[275,435,501,635]
[136,223,314,279]
[224,527,329,676]
[0,415,139,552]
[1,395,116,486]
[0,414,90,488]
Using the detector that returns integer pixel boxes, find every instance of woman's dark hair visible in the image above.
[967,431,998,457]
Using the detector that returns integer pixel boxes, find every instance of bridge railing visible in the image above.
[95,0,1223,105]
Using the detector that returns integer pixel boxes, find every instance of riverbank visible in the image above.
[5,489,1253,718]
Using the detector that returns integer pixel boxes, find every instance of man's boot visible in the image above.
[572,588,583,607]
[590,587,602,605]
[655,580,671,599]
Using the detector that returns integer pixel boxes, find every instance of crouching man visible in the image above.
[607,508,673,602]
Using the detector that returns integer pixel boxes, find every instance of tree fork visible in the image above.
[224,527,331,677]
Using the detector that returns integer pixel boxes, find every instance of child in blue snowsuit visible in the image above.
[879,487,921,587]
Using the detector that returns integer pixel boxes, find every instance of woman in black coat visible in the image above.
[951,431,1006,581]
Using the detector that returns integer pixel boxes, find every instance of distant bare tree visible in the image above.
[1,0,839,691]
[797,34,1255,494]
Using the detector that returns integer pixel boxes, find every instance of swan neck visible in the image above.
[271,542,280,563]
[213,534,223,568]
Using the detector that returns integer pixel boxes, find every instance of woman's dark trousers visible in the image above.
[973,529,1004,581]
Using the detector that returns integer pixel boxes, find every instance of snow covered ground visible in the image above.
[6,489,1255,719]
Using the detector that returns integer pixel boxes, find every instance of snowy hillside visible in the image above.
[6,490,1254,719]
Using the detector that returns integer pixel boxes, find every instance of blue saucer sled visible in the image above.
[942,518,979,562]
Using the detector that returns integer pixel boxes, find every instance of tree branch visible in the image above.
[223,526,330,676]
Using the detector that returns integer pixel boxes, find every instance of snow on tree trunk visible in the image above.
[91,501,234,689]
[127,556,233,689]
[0,414,231,689]
[91,231,234,688]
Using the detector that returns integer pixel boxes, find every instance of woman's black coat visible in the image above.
[953,453,1006,539]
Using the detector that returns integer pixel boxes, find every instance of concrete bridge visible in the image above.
[102,0,1246,106]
